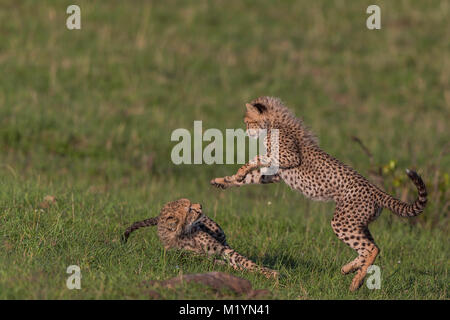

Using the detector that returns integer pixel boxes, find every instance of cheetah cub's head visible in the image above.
[244,96,285,139]
[159,198,204,236]
[244,102,268,139]
[244,96,319,147]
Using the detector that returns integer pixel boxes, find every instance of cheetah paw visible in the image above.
[349,272,365,292]
[213,259,226,266]
[341,263,360,275]
[210,176,234,189]
[261,268,280,280]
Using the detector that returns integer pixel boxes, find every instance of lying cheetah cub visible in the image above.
[211,96,427,291]
[122,198,278,279]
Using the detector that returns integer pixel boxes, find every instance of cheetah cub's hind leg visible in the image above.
[331,202,380,291]
[220,246,279,279]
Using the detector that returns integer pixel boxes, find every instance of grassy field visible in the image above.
[0,0,448,299]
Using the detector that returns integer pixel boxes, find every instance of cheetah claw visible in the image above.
[210,177,230,189]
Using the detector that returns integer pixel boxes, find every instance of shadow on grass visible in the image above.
[259,253,328,274]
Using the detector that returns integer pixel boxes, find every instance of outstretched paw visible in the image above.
[213,259,227,266]
[210,176,234,189]
[260,267,280,280]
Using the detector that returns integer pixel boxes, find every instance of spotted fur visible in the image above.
[122,198,278,279]
[211,96,427,291]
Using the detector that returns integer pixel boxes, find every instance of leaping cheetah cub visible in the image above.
[122,198,278,279]
[211,96,427,291]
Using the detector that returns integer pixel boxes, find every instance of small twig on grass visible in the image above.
[351,136,384,187]
[351,136,373,162]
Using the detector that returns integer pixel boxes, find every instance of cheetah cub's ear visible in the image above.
[246,103,267,115]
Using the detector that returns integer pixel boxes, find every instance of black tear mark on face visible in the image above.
[252,103,267,114]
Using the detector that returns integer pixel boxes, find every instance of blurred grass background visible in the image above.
[0,0,448,299]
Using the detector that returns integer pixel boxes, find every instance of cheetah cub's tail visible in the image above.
[122,217,159,243]
[377,169,427,217]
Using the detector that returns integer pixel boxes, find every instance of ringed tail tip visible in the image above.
[405,168,421,182]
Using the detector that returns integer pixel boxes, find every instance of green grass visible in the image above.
[0,0,448,299]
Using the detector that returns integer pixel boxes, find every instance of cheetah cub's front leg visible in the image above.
[210,168,280,189]
[211,155,278,189]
